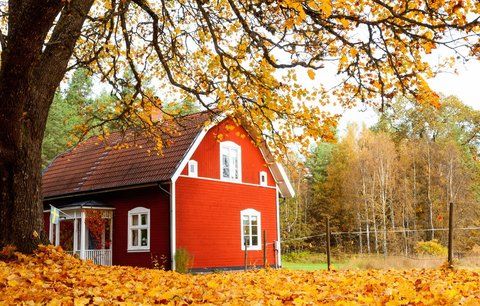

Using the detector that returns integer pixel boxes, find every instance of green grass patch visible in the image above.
[283,261,345,271]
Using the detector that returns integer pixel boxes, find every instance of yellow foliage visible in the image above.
[415,239,448,256]
[1,246,480,304]
[59,0,479,162]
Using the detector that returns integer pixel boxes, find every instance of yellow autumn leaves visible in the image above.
[284,0,332,28]
[1,245,480,305]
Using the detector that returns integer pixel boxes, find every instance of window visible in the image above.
[241,209,261,250]
[220,141,241,181]
[128,207,150,251]
[259,171,268,186]
[188,160,198,177]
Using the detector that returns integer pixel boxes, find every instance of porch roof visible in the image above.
[44,200,114,211]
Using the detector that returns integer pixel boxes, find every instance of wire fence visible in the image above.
[281,206,480,269]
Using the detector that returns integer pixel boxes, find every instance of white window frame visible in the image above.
[259,171,268,186]
[220,141,242,182]
[127,207,150,252]
[240,209,261,251]
[188,160,198,177]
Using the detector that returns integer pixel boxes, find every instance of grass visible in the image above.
[282,251,447,270]
[283,261,346,271]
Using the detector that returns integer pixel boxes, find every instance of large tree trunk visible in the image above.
[0,0,94,253]
[0,88,51,252]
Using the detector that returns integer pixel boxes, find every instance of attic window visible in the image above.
[259,171,268,186]
[188,160,198,177]
[220,141,241,182]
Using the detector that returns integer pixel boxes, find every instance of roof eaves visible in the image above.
[43,181,167,201]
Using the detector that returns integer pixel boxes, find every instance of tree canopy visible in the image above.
[3,0,479,153]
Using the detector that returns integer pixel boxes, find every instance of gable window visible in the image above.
[188,160,198,177]
[259,171,268,186]
[128,207,150,251]
[241,209,261,250]
[220,141,241,181]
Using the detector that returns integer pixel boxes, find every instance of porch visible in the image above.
[49,203,114,266]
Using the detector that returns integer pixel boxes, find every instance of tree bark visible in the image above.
[0,0,94,253]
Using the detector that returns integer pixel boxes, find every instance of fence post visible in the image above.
[326,217,331,271]
[263,230,267,268]
[244,238,248,271]
[448,202,454,268]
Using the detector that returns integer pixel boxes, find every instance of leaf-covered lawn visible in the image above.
[1,246,480,305]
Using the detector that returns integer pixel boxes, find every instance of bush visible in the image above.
[415,240,448,256]
[175,248,193,273]
[151,254,168,270]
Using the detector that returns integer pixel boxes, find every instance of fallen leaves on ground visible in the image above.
[1,246,480,305]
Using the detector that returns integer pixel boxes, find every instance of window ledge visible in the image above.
[221,177,242,183]
[241,246,262,251]
[127,248,150,253]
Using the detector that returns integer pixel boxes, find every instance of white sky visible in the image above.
[88,43,479,136]
[336,58,480,134]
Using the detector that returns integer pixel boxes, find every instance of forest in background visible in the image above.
[282,97,480,256]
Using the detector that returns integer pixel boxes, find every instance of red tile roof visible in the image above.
[42,111,212,199]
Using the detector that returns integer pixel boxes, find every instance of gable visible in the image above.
[179,118,276,187]
[175,117,295,197]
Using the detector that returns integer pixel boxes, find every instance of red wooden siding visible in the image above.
[101,188,170,268]
[181,118,276,187]
[44,212,50,234]
[176,177,277,268]
[43,187,171,269]
[176,118,279,269]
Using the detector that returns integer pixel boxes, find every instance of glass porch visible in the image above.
[49,207,114,266]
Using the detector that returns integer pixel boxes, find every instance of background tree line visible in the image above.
[282,97,480,256]
[42,69,199,168]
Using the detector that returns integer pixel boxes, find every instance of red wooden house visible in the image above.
[42,111,294,271]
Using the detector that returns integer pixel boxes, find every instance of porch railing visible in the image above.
[66,249,112,266]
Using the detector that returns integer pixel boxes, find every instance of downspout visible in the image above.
[170,179,176,271]
[276,185,282,268]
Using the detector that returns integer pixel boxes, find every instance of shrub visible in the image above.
[151,254,168,270]
[415,240,448,256]
[175,248,193,273]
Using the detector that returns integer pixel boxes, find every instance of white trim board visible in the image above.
[43,206,116,213]
[178,174,277,190]
[170,179,176,271]
[276,185,282,267]
[171,114,226,182]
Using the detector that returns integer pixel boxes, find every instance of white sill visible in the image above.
[127,248,150,253]
[221,177,242,183]
[241,246,261,251]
